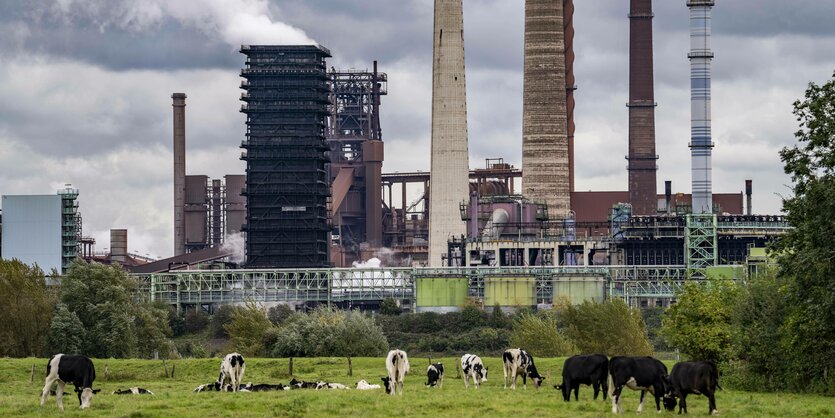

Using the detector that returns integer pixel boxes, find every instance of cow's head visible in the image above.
[79,388,94,409]
[381,377,393,394]
[475,364,488,382]
[527,364,544,388]
[662,376,677,411]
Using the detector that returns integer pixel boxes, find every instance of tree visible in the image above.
[272,306,388,357]
[224,300,273,356]
[210,305,243,338]
[46,304,85,355]
[662,278,738,363]
[184,309,210,333]
[0,259,57,357]
[267,304,295,325]
[379,298,402,316]
[509,312,575,357]
[562,299,653,356]
[134,303,175,358]
[775,71,835,391]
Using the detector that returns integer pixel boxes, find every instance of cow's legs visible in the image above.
[510,365,518,390]
[474,374,480,389]
[707,391,718,415]
[503,366,508,389]
[55,381,66,412]
[654,394,662,413]
[637,390,646,413]
[40,375,58,407]
[611,385,623,414]
[574,383,580,401]
[679,393,688,415]
[464,373,470,389]
[593,382,600,400]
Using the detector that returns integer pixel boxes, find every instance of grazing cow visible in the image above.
[40,354,97,411]
[555,354,609,402]
[668,361,721,416]
[382,349,410,395]
[461,354,488,389]
[608,356,675,414]
[356,379,381,390]
[503,348,544,390]
[217,353,246,393]
[426,363,444,388]
[112,387,155,395]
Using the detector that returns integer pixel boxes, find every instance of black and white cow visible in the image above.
[356,379,381,390]
[40,354,97,411]
[608,356,675,414]
[668,361,721,416]
[426,363,444,388]
[242,383,288,392]
[382,349,410,395]
[217,352,246,393]
[502,348,544,390]
[461,354,488,389]
[112,387,155,395]
[555,354,609,402]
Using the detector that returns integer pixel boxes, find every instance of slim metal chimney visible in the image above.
[110,229,127,263]
[522,0,570,217]
[172,93,187,256]
[745,179,752,215]
[687,0,715,214]
[665,180,672,215]
[428,0,470,267]
[626,0,659,216]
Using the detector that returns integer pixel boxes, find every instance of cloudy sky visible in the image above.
[1,0,833,259]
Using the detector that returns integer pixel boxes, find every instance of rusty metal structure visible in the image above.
[327,63,388,266]
[240,45,332,268]
[626,0,659,216]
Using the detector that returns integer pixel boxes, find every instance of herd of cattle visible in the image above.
[39,350,720,415]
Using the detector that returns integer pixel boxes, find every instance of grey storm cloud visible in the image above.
[1,0,833,258]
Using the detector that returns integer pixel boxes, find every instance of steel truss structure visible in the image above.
[137,265,725,311]
[685,213,717,279]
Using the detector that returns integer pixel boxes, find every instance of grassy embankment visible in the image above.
[3,357,832,417]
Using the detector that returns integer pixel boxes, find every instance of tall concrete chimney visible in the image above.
[687,0,715,214]
[564,0,576,193]
[428,0,470,267]
[626,0,659,216]
[172,93,187,256]
[522,0,570,217]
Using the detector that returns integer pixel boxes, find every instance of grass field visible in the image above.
[2,356,832,417]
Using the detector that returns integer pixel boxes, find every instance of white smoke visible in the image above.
[351,257,382,269]
[46,0,315,46]
[221,232,246,264]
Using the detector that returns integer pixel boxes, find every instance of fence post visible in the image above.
[171,364,176,380]
[289,357,294,376]
[30,365,35,384]
[348,357,353,376]
[456,362,461,379]
[163,360,169,378]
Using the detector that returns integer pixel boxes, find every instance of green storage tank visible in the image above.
[484,276,535,307]
[553,275,605,305]
[415,277,469,311]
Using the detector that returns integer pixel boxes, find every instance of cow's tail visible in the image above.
[607,372,615,399]
[708,360,722,391]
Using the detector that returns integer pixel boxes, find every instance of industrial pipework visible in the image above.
[687,0,715,214]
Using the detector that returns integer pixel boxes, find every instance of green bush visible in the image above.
[562,299,653,356]
[224,300,273,357]
[267,304,295,326]
[272,306,388,357]
[510,312,575,357]
[210,305,243,338]
[184,310,210,333]
[379,298,402,315]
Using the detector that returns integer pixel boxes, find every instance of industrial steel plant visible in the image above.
[0,0,789,313]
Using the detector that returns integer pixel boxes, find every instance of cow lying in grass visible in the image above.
[288,378,349,390]
[356,380,381,390]
[112,387,155,395]
[242,383,289,392]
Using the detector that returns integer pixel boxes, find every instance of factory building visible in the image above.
[1,186,81,274]
[240,45,332,268]
[183,174,246,252]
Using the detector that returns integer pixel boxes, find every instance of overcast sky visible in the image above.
[1,0,833,259]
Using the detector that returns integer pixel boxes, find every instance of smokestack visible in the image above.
[428,0,470,267]
[665,180,672,215]
[522,0,570,217]
[626,0,659,216]
[687,0,715,214]
[172,93,187,256]
[110,229,127,263]
[745,179,752,215]
[564,0,576,193]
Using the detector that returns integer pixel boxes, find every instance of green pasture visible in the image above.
[2,357,832,417]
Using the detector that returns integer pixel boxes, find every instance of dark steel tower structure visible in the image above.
[626,0,659,215]
[240,45,332,268]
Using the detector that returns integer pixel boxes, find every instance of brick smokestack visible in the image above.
[626,0,659,216]
[172,93,187,256]
[522,0,570,217]
[428,0,470,267]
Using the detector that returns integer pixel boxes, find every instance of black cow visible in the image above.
[608,356,675,414]
[39,354,97,411]
[668,361,721,415]
[243,383,288,392]
[426,363,444,388]
[555,354,609,401]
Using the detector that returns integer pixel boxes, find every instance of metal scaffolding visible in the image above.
[685,213,717,279]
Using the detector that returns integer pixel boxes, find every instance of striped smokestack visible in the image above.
[172,93,186,256]
[687,0,715,214]
[428,0,470,267]
[522,0,570,217]
[626,0,659,216]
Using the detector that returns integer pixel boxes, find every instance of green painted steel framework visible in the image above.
[134,265,747,311]
[685,213,718,279]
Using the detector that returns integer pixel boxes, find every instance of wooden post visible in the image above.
[428,356,432,365]
[348,357,353,376]
[289,357,293,376]
[171,364,176,380]
[30,364,35,384]
[456,362,461,379]
[163,360,169,378]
